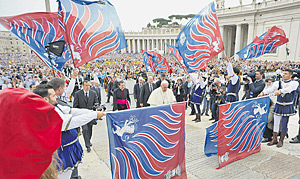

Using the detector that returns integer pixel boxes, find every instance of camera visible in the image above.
[242,72,256,82]
[92,103,106,111]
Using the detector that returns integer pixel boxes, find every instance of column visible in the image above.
[151,38,154,50]
[142,38,145,51]
[234,24,242,60]
[128,39,131,53]
[218,25,224,59]
[137,39,141,53]
[147,39,150,51]
[247,22,255,45]
[160,38,163,52]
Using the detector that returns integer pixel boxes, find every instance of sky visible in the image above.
[0,0,255,31]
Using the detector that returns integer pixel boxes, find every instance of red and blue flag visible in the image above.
[106,102,187,179]
[176,2,224,73]
[141,50,170,73]
[0,12,71,71]
[166,44,187,72]
[217,97,271,169]
[57,0,127,68]
[237,26,289,59]
[204,122,218,157]
[142,50,155,73]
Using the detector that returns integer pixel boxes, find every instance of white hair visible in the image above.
[214,78,221,83]
[138,77,144,81]
[161,80,169,85]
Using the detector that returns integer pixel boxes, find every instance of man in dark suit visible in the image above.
[140,76,156,107]
[106,76,113,103]
[73,80,99,152]
[247,70,265,98]
[133,77,144,108]
[91,80,101,104]
[113,80,131,111]
[156,73,170,88]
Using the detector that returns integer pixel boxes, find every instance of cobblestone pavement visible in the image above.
[77,89,300,179]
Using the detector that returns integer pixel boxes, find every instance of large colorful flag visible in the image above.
[141,50,170,73]
[237,26,289,59]
[57,0,127,68]
[204,122,218,157]
[166,44,187,72]
[217,96,271,169]
[142,51,155,73]
[176,2,224,73]
[106,102,187,179]
[0,12,71,71]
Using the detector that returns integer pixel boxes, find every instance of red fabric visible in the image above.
[0,88,62,179]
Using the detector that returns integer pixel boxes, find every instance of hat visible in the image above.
[0,88,62,178]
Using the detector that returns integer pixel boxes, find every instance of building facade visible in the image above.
[123,0,300,62]
[0,31,31,54]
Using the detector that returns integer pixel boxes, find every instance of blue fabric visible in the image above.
[58,129,83,171]
[226,78,240,102]
[191,85,204,104]
[204,123,218,157]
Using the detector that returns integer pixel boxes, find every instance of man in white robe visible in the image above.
[147,80,176,106]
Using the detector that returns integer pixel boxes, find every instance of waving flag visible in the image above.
[237,26,289,59]
[142,50,170,73]
[0,12,71,71]
[58,0,127,68]
[204,122,218,157]
[166,44,187,72]
[217,97,271,169]
[142,51,155,73]
[176,2,224,73]
[106,102,187,179]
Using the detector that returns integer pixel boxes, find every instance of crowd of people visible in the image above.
[1,52,300,178]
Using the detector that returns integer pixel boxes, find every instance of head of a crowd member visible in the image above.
[233,67,240,76]
[255,70,264,81]
[187,76,191,82]
[82,80,90,92]
[30,84,36,91]
[91,79,95,87]
[148,76,154,84]
[161,80,169,92]
[138,77,144,84]
[33,84,58,106]
[177,78,182,85]
[214,78,221,87]
[94,80,99,87]
[48,78,66,96]
[265,79,272,87]
[283,69,293,81]
[119,80,125,90]
[161,73,166,81]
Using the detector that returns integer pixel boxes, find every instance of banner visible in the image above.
[176,1,224,73]
[142,50,156,73]
[204,122,218,157]
[237,26,289,59]
[0,12,71,71]
[217,97,271,169]
[58,0,127,68]
[141,50,170,73]
[106,102,187,179]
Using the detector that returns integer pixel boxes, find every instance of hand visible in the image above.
[274,90,281,96]
[258,92,264,97]
[71,69,79,79]
[96,111,106,119]
[140,103,143,107]
[217,93,222,96]
[134,99,137,103]
[225,56,232,63]
[187,94,189,98]
[247,77,252,83]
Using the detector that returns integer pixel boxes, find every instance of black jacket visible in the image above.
[248,79,265,98]
[140,82,156,107]
[73,90,98,110]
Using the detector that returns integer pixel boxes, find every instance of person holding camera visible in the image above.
[74,80,100,153]
[225,56,241,103]
[210,83,226,123]
[247,70,265,99]
[33,83,105,179]
[173,78,185,102]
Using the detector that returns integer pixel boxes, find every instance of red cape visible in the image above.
[0,88,62,179]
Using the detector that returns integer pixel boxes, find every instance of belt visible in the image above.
[62,137,79,148]
[276,101,293,106]
[227,93,236,96]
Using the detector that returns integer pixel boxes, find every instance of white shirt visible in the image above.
[147,87,176,106]
[227,62,238,85]
[263,80,299,95]
[55,104,97,131]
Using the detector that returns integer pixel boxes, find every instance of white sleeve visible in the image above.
[199,76,206,89]
[56,105,97,131]
[263,81,279,95]
[65,78,75,97]
[281,81,299,94]
[227,62,238,85]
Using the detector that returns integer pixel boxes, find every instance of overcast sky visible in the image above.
[0,0,256,31]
